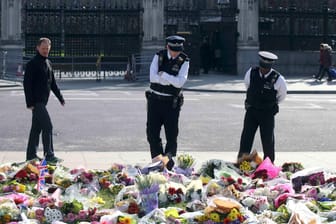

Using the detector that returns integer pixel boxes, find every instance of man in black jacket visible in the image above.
[23,37,65,163]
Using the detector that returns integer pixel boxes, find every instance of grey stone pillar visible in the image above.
[236,0,259,76]
[138,0,165,78]
[143,0,164,42]
[1,0,23,78]
[1,0,22,42]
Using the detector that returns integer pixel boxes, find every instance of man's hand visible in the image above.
[28,106,34,110]
[158,71,164,76]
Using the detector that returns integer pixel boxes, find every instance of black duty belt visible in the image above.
[146,91,174,101]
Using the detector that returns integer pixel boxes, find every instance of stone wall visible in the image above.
[237,50,321,77]
[273,51,320,76]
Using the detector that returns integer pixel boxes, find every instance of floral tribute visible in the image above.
[0,153,336,223]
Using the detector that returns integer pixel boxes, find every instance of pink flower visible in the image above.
[64,213,76,222]
[77,210,87,220]
[90,214,100,222]
[2,185,12,192]
[35,209,44,221]
[90,221,100,224]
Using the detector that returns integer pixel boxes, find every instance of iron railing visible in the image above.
[1,53,129,81]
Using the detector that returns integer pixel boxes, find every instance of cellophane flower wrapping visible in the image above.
[135,174,162,214]
[252,157,281,180]
[174,154,195,177]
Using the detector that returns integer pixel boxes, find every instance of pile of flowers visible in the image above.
[0,152,336,223]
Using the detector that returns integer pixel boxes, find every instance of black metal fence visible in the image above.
[259,0,336,50]
[22,0,143,57]
[164,0,201,75]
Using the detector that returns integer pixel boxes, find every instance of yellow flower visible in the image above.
[118,216,132,224]
[90,196,105,205]
[177,154,195,169]
[200,175,211,185]
[3,214,12,223]
[227,208,240,221]
[239,161,251,172]
[14,183,26,192]
[165,208,179,218]
[209,212,221,222]
[195,215,208,222]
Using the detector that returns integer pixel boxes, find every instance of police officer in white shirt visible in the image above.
[146,35,190,170]
[238,51,287,163]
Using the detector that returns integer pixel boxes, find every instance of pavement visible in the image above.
[1,74,336,171]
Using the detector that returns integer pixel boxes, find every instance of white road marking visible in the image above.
[64,97,144,101]
[229,103,323,109]
[229,104,244,109]
[63,91,98,96]
[10,91,24,96]
[286,98,336,102]
[64,97,200,101]
[11,90,98,96]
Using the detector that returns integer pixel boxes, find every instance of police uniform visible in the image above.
[146,35,190,170]
[238,51,287,162]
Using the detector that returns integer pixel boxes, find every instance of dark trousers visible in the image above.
[317,66,332,80]
[238,108,275,162]
[146,96,181,159]
[26,103,55,160]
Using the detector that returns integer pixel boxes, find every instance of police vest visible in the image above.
[150,49,188,96]
[245,67,280,111]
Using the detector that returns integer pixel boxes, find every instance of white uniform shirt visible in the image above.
[244,67,287,103]
[149,51,189,94]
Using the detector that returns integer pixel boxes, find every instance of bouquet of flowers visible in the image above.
[53,166,74,188]
[282,162,304,173]
[185,179,203,202]
[199,159,225,179]
[174,154,195,176]
[0,200,21,223]
[236,150,263,175]
[135,174,160,214]
[114,186,140,213]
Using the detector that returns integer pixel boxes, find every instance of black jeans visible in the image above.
[317,66,332,80]
[146,94,181,159]
[26,103,55,160]
[238,108,275,162]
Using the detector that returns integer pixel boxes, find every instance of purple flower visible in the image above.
[140,184,160,194]
[65,213,76,222]
[77,210,87,220]
[90,215,100,222]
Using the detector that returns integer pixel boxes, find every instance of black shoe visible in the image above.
[164,153,175,171]
[327,78,332,82]
[46,156,63,164]
[166,159,175,171]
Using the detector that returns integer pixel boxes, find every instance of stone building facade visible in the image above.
[1,0,336,76]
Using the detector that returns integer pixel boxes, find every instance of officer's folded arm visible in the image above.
[160,62,189,88]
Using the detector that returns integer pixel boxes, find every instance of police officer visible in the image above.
[238,51,287,163]
[23,37,65,163]
[146,35,190,170]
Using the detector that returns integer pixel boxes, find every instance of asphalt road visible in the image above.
[1,87,336,152]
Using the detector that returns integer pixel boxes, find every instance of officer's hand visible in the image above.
[158,71,163,76]
[28,106,34,110]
